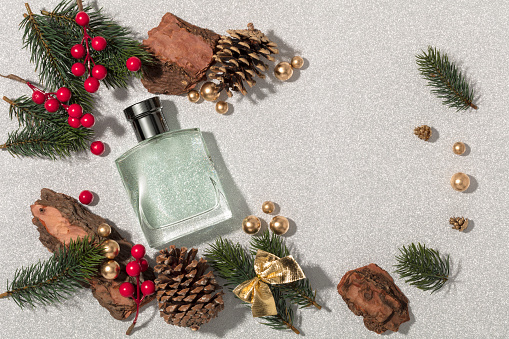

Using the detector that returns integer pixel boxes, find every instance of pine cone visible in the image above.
[155,246,224,331]
[449,217,469,231]
[209,23,279,97]
[414,125,432,141]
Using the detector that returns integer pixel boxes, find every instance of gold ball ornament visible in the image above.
[242,215,261,235]
[453,142,466,155]
[274,62,294,81]
[261,201,275,214]
[450,172,470,192]
[188,90,200,103]
[215,101,229,114]
[269,216,289,235]
[102,239,120,259]
[100,260,120,280]
[291,56,304,69]
[97,223,112,237]
[200,82,219,101]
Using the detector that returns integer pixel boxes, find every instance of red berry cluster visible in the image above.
[119,244,154,334]
[71,11,108,93]
[27,82,95,129]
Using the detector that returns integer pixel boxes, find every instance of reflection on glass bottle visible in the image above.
[116,97,231,248]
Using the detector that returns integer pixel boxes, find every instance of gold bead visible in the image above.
[450,172,470,192]
[200,82,219,101]
[269,216,289,235]
[453,142,466,155]
[215,101,229,114]
[97,223,112,237]
[242,215,261,235]
[102,239,120,259]
[100,260,120,280]
[261,201,275,214]
[274,62,293,81]
[291,56,304,69]
[188,90,200,103]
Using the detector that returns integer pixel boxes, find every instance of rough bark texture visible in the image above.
[141,12,220,95]
[337,263,410,334]
[30,188,155,320]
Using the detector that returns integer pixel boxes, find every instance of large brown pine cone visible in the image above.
[155,246,224,331]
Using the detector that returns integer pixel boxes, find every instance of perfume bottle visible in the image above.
[116,97,232,248]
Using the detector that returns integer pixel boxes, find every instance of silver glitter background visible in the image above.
[1,0,508,338]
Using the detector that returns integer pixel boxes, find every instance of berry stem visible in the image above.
[77,0,83,11]
[0,74,26,84]
[126,260,143,336]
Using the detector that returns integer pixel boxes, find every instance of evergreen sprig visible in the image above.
[1,96,93,158]
[205,231,320,334]
[417,46,477,111]
[394,243,450,293]
[0,237,105,308]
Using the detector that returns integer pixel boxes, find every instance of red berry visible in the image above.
[90,141,105,156]
[32,91,46,105]
[79,190,94,205]
[91,36,107,51]
[119,282,135,298]
[71,44,85,59]
[84,77,100,93]
[72,62,86,77]
[75,11,90,26]
[68,116,81,128]
[91,64,107,80]
[126,57,141,72]
[139,259,149,272]
[44,98,60,112]
[67,103,83,118]
[126,261,141,277]
[131,244,146,260]
[56,87,71,102]
[141,280,155,296]
[80,113,95,128]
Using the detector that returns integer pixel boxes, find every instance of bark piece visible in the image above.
[337,263,410,334]
[141,12,220,95]
[30,188,155,320]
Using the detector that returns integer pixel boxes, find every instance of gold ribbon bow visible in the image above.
[233,249,306,317]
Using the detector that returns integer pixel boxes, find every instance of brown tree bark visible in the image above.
[30,188,155,320]
[141,12,220,95]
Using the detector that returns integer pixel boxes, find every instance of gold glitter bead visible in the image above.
[102,239,120,259]
[200,82,219,101]
[274,62,293,81]
[188,90,200,103]
[215,101,229,114]
[269,216,289,235]
[450,172,470,192]
[97,223,112,237]
[453,142,466,155]
[100,260,120,280]
[242,215,261,235]
[261,201,275,214]
[291,56,304,69]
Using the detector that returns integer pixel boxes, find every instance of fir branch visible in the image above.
[1,96,93,158]
[417,46,477,111]
[250,231,321,310]
[0,237,104,308]
[261,287,299,334]
[394,243,450,293]
[204,237,255,288]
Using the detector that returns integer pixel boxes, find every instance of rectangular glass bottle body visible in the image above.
[116,128,231,248]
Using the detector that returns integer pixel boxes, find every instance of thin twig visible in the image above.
[77,0,83,11]
[0,74,27,84]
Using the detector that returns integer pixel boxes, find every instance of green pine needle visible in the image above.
[416,46,477,111]
[394,243,450,293]
[0,237,105,308]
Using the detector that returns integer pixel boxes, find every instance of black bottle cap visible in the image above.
[123,97,168,142]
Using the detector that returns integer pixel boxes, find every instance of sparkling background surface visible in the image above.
[1,1,508,338]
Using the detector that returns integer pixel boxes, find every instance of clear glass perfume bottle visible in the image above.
[116,97,232,248]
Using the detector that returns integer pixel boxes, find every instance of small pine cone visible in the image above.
[155,246,224,331]
[449,217,469,231]
[414,125,432,141]
[209,23,279,97]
